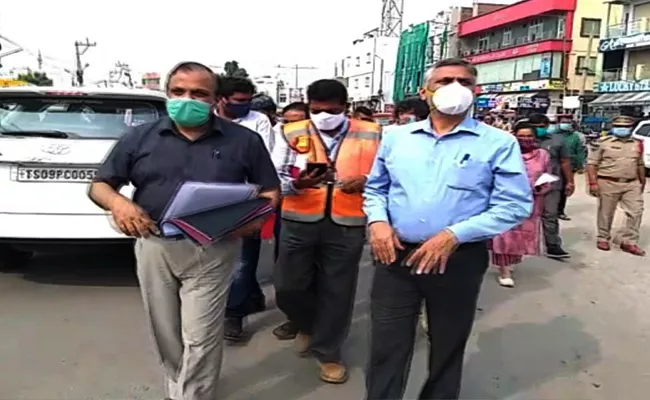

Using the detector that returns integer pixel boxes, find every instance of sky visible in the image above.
[0,0,484,86]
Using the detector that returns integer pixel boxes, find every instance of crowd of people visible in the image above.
[87,57,646,400]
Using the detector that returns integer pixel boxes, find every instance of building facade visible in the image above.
[592,0,650,118]
[458,0,608,117]
[334,31,399,111]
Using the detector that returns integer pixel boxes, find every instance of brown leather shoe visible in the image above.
[621,243,646,256]
[319,362,348,384]
[596,240,610,251]
[294,333,311,357]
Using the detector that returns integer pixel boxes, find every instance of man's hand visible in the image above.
[405,229,458,275]
[293,169,327,190]
[369,221,404,265]
[588,182,599,197]
[565,182,576,196]
[339,175,367,194]
[110,197,157,238]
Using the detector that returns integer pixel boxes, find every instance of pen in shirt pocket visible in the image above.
[457,153,470,167]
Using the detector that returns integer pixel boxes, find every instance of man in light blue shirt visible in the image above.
[363,58,533,400]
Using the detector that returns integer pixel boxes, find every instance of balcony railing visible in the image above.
[606,18,650,39]
[460,31,562,57]
[595,67,650,82]
[598,68,624,82]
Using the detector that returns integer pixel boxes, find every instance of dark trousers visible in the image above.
[226,235,263,319]
[366,242,488,400]
[558,174,567,215]
[274,218,365,362]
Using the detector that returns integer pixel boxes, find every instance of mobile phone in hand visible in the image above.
[306,162,328,175]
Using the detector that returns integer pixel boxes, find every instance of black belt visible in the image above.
[597,176,636,183]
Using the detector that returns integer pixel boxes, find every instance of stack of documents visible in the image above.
[159,182,274,245]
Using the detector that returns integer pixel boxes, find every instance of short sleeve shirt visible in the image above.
[94,116,280,221]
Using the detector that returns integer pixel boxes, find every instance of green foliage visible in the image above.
[222,61,249,78]
[16,70,53,86]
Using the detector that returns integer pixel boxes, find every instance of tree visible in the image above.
[223,61,249,78]
[16,70,53,86]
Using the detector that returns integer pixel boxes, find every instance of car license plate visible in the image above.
[16,166,98,183]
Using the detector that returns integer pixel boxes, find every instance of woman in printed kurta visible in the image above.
[490,122,552,287]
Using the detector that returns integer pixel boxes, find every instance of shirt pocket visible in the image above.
[446,159,491,191]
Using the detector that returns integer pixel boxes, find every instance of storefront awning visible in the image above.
[617,91,650,106]
[589,92,639,107]
[517,92,539,99]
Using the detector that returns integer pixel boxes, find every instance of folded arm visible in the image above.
[448,139,533,243]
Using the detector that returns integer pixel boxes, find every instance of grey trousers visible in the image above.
[273,218,365,362]
[542,189,562,247]
[134,236,240,400]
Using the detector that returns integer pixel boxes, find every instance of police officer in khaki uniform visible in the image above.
[587,115,646,256]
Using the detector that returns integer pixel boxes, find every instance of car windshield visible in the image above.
[0,95,164,139]
[634,123,650,138]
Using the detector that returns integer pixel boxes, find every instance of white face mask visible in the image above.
[430,81,474,116]
[311,111,346,131]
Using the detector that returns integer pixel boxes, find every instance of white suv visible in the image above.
[0,86,166,267]
[632,120,650,175]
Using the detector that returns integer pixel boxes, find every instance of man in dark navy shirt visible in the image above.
[88,61,279,400]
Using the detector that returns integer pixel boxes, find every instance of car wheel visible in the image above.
[0,245,33,271]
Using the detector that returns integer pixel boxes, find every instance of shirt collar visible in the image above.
[410,114,480,137]
[158,115,224,137]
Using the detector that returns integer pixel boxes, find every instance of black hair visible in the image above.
[394,97,429,121]
[282,102,309,116]
[431,58,478,78]
[306,79,348,105]
[166,61,217,92]
[217,76,255,98]
[251,93,277,113]
[528,113,550,125]
[354,106,374,118]
[513,121,536,134]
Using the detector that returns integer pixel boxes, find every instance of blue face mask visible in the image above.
[535,127,548,137]
[166,98,211,127]
[559,123,573,131]
[547,124,558,134]
[611,127,632,137]
[226,102,251,119]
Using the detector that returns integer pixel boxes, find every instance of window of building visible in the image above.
[478,33,490,52]
[366,53,372,64]
[355,56,361,67]
[528,18,544,42]
[557,16,566,39]
[279,94,287,103]
[364,76,370,87]
[354,78,359,89]
[502,28,513,46]
[576,56,598,75]
[580,18,601,37]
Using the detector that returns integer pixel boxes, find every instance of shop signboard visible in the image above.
[598,33,650,52]
[479,79,564,93]
[0,78,30,87]
[596,79,650,92]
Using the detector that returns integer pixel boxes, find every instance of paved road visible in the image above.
[2,176,650,399]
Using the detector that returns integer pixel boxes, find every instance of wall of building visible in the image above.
[460,15,564,55]
[565,0,611,92]
[336,35,398,105]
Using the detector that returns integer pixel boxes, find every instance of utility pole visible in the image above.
[578,27,596,122]
[37,50,43,70]
[276,64,318,102]
[276,64,318,90]
[74,38,96,86]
